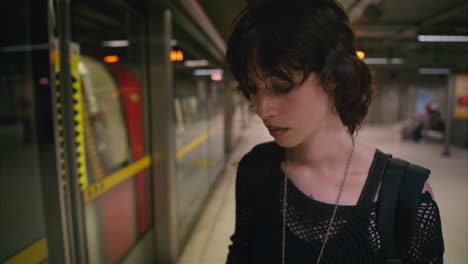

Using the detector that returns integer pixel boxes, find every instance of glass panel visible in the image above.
[0,0,48,262]
[207,80,225,183]
[172,25,225,243]
[231,96,245,147]
[69,1,150,263]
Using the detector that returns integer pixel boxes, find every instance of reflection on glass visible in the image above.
[172,34,225,244]
[0,1,47,263]
[79,55,130,176]
[70,1,150,263]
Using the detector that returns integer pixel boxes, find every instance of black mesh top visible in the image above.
[227,142,444,264]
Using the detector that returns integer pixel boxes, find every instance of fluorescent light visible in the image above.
[418,68,451,75]
[363,57,405,65]
[389,58,405,64]
[194,69,223,76]
[101,40,129,47]
[184,60,209,67]
[0,43,48,52]
[417,35,468,42]
[363,58,388,64]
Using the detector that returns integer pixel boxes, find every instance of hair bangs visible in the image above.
[228,26,311,98]
[226,2,317,99]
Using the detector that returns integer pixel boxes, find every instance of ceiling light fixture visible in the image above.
[356,51,365,59]
[417,35,468,43]
[170,50,184,62]
[101,40,129,47]
[211,73,223,81]
[104,55,119,63]
[363,57,405,65]
[184,60,209,67]
[194,69,223,76]
[418,68,451,75]
[389,58,405,64]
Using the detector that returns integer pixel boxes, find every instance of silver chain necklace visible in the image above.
[281,136,355,264]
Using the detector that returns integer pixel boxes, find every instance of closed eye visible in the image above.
[272,82,294,94]
[274,85,293,94]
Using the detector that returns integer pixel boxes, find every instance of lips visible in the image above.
[266,126,289,137]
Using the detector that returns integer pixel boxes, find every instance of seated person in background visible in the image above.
[424,103,444,132]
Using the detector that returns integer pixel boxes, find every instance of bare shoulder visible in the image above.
[422,181,435,199]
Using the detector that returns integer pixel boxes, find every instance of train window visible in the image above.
[69,1,150,263]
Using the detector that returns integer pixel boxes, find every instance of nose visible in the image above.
[251,92,277,119]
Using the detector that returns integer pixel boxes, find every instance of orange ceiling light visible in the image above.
[356,51,365,59]
[104,55,119,63]
[170,50,184,62]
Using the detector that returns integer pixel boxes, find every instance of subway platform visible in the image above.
[177,116,468,264]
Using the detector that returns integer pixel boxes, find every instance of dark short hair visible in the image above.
[225,0,373,134]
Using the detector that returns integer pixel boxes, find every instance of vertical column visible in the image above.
[36,0,72,263]
[443,76,455,156]
[148,6,179,263]
[224,78,234,154]
[55,0,88,262]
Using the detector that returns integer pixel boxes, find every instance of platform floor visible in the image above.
[177,116,468,264]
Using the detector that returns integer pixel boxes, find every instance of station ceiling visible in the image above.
[198,0,468,72]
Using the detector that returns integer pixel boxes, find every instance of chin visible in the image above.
[273,137,300,149]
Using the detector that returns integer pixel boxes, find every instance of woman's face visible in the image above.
[250,72,337,148]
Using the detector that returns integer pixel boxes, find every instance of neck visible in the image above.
[286,118,353,173]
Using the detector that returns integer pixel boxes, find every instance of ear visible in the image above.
[319,75,336,94]
[323,77,339,116]
[326,76,337,91]
[320,76,336,101]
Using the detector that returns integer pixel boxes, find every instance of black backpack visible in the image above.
[377,157,431,264]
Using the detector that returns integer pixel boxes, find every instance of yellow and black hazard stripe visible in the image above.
[53,42,88,190]
[70,43,88,191]
[53,43,67,185]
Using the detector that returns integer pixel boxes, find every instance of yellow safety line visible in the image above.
[3,237,48,264]
[82,122,223,203]
[176,122,223,160]
[82,156,152,204]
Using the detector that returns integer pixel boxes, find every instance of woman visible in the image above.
[225,0,444,263]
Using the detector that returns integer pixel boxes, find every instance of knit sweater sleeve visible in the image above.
[226,151,256,264]
[404,192,445,264]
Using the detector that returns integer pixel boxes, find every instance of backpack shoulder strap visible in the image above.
[397,164,430,251]
[377,158,431,264]
[377,158,408,264]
